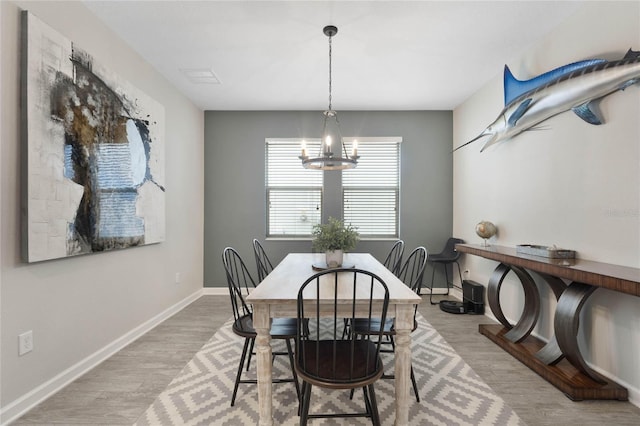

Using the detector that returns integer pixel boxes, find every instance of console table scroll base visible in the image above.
[456,243,638,402]
[479,324,628,401]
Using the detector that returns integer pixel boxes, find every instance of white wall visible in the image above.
[453,1,640,405]
[0,1,204,422]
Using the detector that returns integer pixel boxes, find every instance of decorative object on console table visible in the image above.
[517,244,576,259]
[475,221,497,246]
[311,217,359,268]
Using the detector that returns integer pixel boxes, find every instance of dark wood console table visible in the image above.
[456,243,640,401]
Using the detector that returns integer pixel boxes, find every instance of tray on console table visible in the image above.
[456,243,640,401]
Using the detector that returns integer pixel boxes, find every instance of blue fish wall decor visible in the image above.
[455,49,640,152]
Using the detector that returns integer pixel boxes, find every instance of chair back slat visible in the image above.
[383,240,404,276]
[252,239,274,282]
[398,246,427,323]
[398,246,427,293]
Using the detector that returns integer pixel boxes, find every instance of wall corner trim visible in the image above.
[0,289,204,425]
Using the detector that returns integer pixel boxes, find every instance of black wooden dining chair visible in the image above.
[296,268,390,426]
[341,239,404,340]
[222,247,300,406]
[383,239,405,276]
[427,237,464,304]
[252,238,274,282]
[351,246,427,402]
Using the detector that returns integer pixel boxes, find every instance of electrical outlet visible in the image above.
[175,272,181,284]
[19,330,33,356]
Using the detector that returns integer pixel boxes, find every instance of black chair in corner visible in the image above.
[252,238,274,282]
[426,237,465,305]
[383,239,405,276]
[296,268,390,426]
[351,246,427,402]
[222,247,300,406]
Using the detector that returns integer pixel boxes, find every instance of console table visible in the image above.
[456,243,640,401]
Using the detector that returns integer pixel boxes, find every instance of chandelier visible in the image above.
[300,25,359,170]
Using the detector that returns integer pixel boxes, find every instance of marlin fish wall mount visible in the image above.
[455,49,640,152]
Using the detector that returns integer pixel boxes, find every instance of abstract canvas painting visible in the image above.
[22,11,165,262]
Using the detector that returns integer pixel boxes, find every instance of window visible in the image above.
[343,138,400,238]
[266,139,322,237]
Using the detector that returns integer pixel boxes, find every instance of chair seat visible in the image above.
[232,314,298,338]
[296,340,384,388]
[428,253,458,263]
[352,318,394,334]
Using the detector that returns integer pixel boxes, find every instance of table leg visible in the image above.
[393,304,414,426]
[253,304,274,426]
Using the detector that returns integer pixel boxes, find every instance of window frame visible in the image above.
[342,137,401,239]
[265,138,323,238]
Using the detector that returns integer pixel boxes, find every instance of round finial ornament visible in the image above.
[475,221,497,246]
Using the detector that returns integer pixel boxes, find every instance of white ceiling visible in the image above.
[83,1,584,111]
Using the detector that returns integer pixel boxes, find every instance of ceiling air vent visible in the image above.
[180,68,221,84]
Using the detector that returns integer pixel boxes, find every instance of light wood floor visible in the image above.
[13,294,640,425]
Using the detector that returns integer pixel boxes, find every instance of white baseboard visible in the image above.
[0,289,203,426]
[202,286,228,295]
[586,363,640,408]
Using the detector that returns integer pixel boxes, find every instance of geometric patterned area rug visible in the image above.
[134,313,525,425]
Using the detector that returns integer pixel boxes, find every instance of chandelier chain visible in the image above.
[328,34,333,111]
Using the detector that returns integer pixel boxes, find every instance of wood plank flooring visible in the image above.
[13,295,640,425]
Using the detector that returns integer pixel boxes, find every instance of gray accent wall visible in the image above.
[205,111,453,287]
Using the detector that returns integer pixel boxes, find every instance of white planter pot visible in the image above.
[325,250,344,268]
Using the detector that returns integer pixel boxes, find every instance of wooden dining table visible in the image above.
[246,252,422,425]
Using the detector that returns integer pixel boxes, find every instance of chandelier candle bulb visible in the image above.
[352,140,358,157]
[301,140,307,158]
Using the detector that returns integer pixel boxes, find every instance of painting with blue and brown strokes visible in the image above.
[23,11,165,262]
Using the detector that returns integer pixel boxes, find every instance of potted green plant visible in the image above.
[312,217,359,267]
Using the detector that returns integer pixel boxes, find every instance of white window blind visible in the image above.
[343,139,400,237]
[266,140,322,237]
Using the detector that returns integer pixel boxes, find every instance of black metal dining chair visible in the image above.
[222,247,300,406]
[383,239,405,276]
[427,237,464,304]
[252,238,274,282]
[296,268,390,425]
[351,246,427,402]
